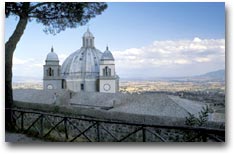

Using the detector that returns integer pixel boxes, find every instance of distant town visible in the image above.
[13,79,225,112]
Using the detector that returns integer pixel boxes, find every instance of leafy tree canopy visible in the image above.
[5,2,107,34]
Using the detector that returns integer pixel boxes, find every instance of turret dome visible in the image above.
[101,46,114,61]
[46,47,59,61]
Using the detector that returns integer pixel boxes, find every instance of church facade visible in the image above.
[43,29,119,93]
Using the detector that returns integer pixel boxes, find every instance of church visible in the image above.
[43,29,119,93]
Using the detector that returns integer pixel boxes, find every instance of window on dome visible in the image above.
[89,39,92,46]
[81,83,84,91]
[80,58,82,61]
[86,39,88,46]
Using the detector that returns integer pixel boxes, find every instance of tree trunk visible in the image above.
[5,17,28,131]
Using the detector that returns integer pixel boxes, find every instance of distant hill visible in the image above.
[121,69,225,82]
[194,69,225,81]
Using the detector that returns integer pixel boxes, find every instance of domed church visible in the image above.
[43,29,119,93]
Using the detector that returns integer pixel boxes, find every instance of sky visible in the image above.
[5,2,225,80]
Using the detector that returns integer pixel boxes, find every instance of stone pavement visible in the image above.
[13,89,207,119]
[5,131,45,143]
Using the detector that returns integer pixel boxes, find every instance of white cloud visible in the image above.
[13,57,43,77]
[193,37,202,42]
[194,57,211,63]
[113,37,225,77]
[174,59,190,64]
[13,57,28,65]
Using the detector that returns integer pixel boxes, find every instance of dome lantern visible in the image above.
[82,28,95,48]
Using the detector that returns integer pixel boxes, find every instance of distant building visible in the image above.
[43,29,119,93]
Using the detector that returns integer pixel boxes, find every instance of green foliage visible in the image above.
[5,2,108,34]
[183,105,209,141]
[185,105,209,127]
[185,112,197,126]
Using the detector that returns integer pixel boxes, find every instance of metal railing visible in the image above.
[9,108,225,142]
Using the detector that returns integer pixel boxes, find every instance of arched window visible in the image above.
[86,39,88,47]
[103,66,111,77]
[47,67,54,76]
[62,79,66,89]
[91,39,93,47]
[46,69,49,76]
[89,39,92,47]
[108,68,111,76]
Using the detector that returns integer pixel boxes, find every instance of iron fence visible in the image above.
[8,108,225,142]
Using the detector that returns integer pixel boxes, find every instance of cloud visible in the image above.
[112,37,225,77]
[194,57,211,63]
[13,57,29,65]
[193,37,202,42]
[13,57,43,77]
[174,59,190,64]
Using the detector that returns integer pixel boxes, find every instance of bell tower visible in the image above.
[43,47,63,90]
[99,46,119,93]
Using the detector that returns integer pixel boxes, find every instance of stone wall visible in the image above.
[12,101,225,142]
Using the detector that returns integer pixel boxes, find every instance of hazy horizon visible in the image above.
[12,68,225,83]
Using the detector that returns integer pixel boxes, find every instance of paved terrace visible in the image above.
[13,89,208,120]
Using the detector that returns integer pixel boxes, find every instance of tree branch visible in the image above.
[28,2,49,12]
[28,14,71,20]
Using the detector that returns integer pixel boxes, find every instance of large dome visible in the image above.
[61,29,103,79]
[61,47,103,79]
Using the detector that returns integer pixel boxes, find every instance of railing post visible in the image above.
[64,117,68,141]
[142,127,146,142]
[40,114,44,137]
[96,122,100,142]
[21,112,24,131]
[201,132,207,142]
